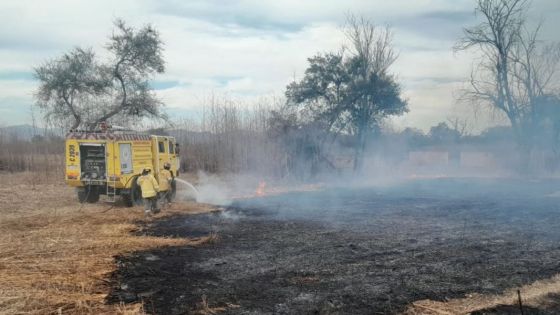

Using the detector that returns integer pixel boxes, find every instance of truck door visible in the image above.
[168,139,179,174]
[119,143,133,174]
[157,138,168,171]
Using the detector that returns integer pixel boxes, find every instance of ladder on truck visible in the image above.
[106,179,117,203]
[106,142,118,203]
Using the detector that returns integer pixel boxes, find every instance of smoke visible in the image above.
[170,107,560,215]
[180,172,270,206]
[167,93,560,193]
[191,172,232,206]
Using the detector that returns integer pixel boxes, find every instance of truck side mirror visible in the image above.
[175,143,180,154]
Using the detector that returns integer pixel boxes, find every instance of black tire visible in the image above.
[122,193,133,207]
[123,176,143,207]
[77,186,100,203]
[87,186,100,203]
[77,188,87,203]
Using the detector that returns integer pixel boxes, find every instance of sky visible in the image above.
[0,0,559,133]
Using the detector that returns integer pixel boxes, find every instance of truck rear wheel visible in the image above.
[123,176,143,207]
[122,193,132,207]
[77,186,100,203]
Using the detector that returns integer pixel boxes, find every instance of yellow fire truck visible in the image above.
[65,129,180,206]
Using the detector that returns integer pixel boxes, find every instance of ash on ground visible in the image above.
[108,178,560,314]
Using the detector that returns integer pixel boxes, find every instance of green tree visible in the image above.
[429,122,461,144]
[285,52,351,133]
[35,19,165,131]
[286,16,408,171]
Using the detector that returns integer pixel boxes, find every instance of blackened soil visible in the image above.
[107,178,560,314]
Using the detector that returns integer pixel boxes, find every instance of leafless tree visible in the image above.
[455,0,560,168]
[447,117,470,138]
[344,15,398,77]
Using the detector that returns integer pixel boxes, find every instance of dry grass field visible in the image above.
[3,172,560,315]
[0,172,217,315]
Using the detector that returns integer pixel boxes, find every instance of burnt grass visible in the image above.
[108,178,560,314]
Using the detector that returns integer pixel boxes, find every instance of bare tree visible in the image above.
[447,117,470,139]
[35,19,165,131]
[344,15,397,78]
[456,0,560,169]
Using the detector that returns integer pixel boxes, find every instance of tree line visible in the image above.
[32,0,560,176]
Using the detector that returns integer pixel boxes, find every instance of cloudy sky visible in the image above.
[1,0,559,132]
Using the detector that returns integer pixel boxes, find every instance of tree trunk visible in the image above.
[518,141,531,175]
[70,116,81,131]
[89,62,127,131]
[353,125,367,172]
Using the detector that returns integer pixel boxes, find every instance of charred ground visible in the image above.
[108,178,560,314]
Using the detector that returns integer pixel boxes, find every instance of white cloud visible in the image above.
[0,0,558,133]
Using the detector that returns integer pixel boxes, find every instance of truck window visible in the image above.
[169,141,175,154]
[158,141,165,153]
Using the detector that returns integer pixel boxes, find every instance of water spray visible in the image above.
[175,178,199,201]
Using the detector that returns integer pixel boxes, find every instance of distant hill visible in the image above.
[0,124,64,140]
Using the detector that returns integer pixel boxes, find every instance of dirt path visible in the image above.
[108,179,560,314]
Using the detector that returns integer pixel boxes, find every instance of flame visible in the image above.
[255,181,267,196]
